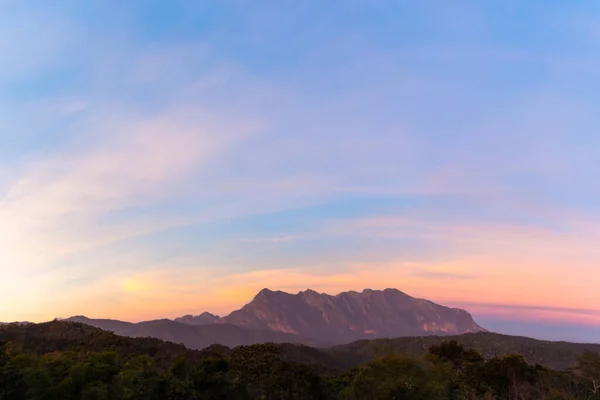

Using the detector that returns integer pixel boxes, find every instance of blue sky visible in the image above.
[1,1,600,342]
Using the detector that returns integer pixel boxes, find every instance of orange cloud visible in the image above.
[27,248,599,326]
[7,203,600,327]
[451,302,600,326]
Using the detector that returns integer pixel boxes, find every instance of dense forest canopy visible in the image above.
[1,321,600,399]
[330,332,600,371]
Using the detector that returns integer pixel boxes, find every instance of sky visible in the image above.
[1,1,600,342]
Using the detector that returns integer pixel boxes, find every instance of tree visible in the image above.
[575,351,600,395]
[341,356,451,400]
[428,340,483,370]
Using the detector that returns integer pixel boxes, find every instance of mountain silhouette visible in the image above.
[65,288,486,349]
[65,316,322,349]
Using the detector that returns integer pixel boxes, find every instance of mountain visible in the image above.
[65,316,322,349]
[174,312,221,325]
[66,287,485,349]
[214,288,485,344]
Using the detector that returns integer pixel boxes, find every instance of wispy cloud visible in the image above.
[0,25,268,319]
[451,301,600,327]
[1,1,600,342]
[0,107,260,261]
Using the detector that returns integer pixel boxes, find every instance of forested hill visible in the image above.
[1,321,600,399]
[331,332,600,371]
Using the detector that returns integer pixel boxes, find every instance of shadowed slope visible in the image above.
[66,316,323,349]
[329,332,600,370]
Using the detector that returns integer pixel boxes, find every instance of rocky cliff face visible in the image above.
[218,288,486,344]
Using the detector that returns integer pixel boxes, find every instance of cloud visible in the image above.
[0,107,259,263]
[410,267,475,280]
[2,1,600,341]
[27,257,513,322]
[0,28,269,321]
[452,301,600,327]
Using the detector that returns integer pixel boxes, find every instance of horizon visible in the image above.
[6,286,600,344]
[2,1,600,343]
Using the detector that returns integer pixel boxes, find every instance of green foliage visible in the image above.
[575,351,600,396]
[330,332,600,371]
[0,321,597,399]
[339,356,452,400]
[428,340,483,368]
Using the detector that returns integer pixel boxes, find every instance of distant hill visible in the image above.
[0,321,353,399]
[0,320,197,362]
[52,318,600,371]
[0,320,348,370]
[2,319,599,400]
[0,317,600,370]
[174,312,220,326]
[5,320,598,371]
[328,332,600,371]
[65,315,323,349]
[176,288,486,344]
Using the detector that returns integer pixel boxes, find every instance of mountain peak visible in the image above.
[254,288,289,300]
[256,288,274,296]
[299,288,322,296]
[66,315,91,322]
[383,287,409,296]
[173,312,220,326]
[299,289,327,303]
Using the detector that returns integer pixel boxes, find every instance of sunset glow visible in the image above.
[1,1,599,342]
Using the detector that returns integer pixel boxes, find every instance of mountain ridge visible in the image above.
[3,320,599,372]
[65,315,323,349]
[62,287,486,349]
[328,331,600,371]
[174,312,220,326]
